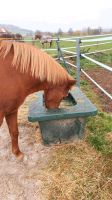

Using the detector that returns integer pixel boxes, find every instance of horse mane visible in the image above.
[0,41,73,84]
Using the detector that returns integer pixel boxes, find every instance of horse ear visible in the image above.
[68,79,76,87]
[65,79,76,91]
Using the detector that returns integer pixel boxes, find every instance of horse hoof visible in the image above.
[16,152,24,162]
[23,155,28,164]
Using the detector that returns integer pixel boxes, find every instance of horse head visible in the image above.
[35,33,42,40]
[44,79,76,109]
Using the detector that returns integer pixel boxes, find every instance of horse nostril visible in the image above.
[43,94,45,106]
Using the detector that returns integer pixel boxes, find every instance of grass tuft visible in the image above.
[87,112,112,156]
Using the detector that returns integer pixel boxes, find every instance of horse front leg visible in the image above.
[50,41,52,48]
[5,110,24,160]
[0,111,4,126]
[42,42,44,48]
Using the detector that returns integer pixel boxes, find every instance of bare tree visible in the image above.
[68,28,74,35]
[57,28,63,36]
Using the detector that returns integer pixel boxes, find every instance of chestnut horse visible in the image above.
[35,33,52,48]
[0,41,75,160]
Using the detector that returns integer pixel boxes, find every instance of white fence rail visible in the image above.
[81,54,112,72]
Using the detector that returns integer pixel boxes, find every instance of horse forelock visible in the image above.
[0,41,73,85]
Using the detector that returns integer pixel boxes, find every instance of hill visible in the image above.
[0,24,34,36]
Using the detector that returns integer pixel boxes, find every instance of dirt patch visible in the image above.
[82,68,112,113]
[0,120,52,200]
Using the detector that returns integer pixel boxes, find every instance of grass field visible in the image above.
[24,35,112,69]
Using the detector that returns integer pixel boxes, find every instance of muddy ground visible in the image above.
[81,68,112,112]
[0,120,51,200]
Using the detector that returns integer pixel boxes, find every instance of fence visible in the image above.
[42,34,112,100]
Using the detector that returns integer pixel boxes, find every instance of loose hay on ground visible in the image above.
[16,93,112,200]
[42,142,112,200]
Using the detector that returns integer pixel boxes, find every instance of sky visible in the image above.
[0,0,112,32]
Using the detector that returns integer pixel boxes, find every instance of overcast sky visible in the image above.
[0,0,112,32]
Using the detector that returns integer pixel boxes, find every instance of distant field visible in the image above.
[24,35,112,51]
[23,35,112,72]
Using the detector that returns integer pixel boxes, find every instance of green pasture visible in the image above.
[24,35,112,78]
[24,36,112,70]
[25,37,112,63]
[80,80,112,157]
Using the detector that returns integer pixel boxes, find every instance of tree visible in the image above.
[68,28,74,35]
[57,28,63,36]
[98,27,102,34]
[87,27,92,35]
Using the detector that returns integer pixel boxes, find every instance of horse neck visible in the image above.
[21,75,49,95]
[0,54,49,96]
[22,73,62,96]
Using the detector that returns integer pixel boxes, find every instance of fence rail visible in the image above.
[80,41,112,48]
[82,54,112,72]
[57,33,112,41]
